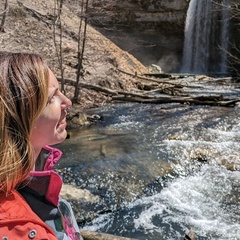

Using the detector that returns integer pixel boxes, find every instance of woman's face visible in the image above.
[30,69,72,156]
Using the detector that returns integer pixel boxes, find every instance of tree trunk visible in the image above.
[0,0,8,32]
[73,0,89,103]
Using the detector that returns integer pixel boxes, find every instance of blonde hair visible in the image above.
[0,52,49,192]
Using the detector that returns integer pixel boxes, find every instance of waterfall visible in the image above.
[181,0,230,74]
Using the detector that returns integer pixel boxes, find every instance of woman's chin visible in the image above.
[53,129,68,144]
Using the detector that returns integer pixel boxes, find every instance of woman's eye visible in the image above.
[46,95,55,106]
[46,89,60,106]
[50,95,56,101]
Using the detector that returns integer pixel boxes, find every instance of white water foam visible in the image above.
[133,165,240,239]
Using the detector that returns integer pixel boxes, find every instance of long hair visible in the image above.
[0,52,49,193]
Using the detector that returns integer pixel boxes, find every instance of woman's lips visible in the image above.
[57,118,67,130]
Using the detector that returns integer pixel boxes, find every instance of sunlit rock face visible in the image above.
[88,0,189,72]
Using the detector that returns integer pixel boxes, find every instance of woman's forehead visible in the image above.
[48,69,59,88]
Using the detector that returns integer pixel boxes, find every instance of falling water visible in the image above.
[181,0,230,74]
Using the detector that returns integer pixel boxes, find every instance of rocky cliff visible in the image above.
[68,0,240,75]
[64,0,190,72]
[88,0,189,32]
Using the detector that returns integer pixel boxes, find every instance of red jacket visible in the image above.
[0,146,82,240]
[0,190,57,239]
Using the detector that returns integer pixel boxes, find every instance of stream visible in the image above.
[55,77,240,240]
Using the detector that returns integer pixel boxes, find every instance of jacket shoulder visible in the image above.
[0,191,57,240]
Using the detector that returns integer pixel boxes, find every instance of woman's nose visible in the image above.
[66,97,72,108]
[61,93,72,109]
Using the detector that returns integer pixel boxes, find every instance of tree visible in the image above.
[53,0,65,93]
[73,0,89,103]
[52,0,89,102]
[0,0,8,32]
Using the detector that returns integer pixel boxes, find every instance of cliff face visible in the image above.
[89,0,189,31]
[87,0,190,72]
[87,0,240,74]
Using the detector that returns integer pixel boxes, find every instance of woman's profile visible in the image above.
[0,52,83,239]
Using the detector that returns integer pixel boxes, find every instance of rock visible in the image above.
[80,230,136,240]
[61,184,99,203]
[148,64,163,73]
[183,228,196,240]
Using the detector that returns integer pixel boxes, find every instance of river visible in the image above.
[55,77,240,239]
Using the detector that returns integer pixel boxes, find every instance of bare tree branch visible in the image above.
[73,0,89,103]
[0,0,8,32]
[53,0,65,93]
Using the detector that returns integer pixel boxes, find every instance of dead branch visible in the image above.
[0,0,8,32]
[117,68,200,88]
[73,0,89,102]
[142,85,188,96]
[53,0,65,92]
[63,78,118,95]
[61,78,240,107]
[64,78,181,98]
[112,95,240,107]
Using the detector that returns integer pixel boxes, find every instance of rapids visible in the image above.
[56,91,240,239]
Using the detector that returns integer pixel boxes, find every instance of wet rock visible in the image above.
[61,184,100,203]
[184,228,195,240]
[80,230,136,240]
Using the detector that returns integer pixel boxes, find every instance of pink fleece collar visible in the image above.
[42,145,62,171]
[30,145,63,207]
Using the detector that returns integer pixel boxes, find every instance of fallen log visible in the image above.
[64,78,186,97]
[60,78,240,107]
[117,68,200,88]
[63,79,119,95]
[112,95,240,107]
[80,230,136,240]
[142,85,188,96]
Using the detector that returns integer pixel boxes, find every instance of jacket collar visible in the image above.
[34,145,62,171]
[27,146,63,207]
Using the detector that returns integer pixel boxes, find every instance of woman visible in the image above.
[0,52,83,240]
